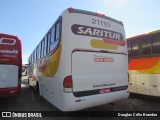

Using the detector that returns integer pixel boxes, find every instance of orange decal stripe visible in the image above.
[129,57,160,70]
[103,39,126,46]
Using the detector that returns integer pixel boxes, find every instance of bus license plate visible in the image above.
[99,88,110,94]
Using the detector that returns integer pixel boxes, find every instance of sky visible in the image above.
[0,0,160,64]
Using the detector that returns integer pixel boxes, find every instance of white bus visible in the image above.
[28,8,129,111]
[127,30,160,97]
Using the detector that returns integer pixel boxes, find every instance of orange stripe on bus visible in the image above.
[129,57,160,70]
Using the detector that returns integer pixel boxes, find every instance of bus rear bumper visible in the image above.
[61,89,129,111]
[0,87,21,97]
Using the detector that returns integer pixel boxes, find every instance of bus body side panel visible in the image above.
[35,18,62,109]
[129,70,151,95]
[149,74,160,96]
[38,67,62,110]
[129,57,160,97]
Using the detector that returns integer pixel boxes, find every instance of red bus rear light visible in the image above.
[63,76,73,88]
[63,76,73,92]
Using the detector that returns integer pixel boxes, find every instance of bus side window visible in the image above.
[152,34,160,54]
[34,49,37,62]
[38,43,41,59]
[51,27,55,44]
[47,32,51,54]
[36,46,39,60]
[50,21,60,52]
[33,51,34,62]
[127,41,132,57]
[31,54,33,63]
[141,37,151,55]
[41,40,44,58]
[55,22,60,41]
[44,36,47,56]
[131,40,139,56]
[50,26,55,52]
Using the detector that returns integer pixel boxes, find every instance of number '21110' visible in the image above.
[92,19,110,27]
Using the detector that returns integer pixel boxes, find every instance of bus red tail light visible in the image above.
[63,76,73,92]
[63,76,73,88]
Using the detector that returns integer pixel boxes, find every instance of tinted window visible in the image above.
[31,54,33,63]
[38,44,41,58]
[55,22,60,41]
[127,41,131,56]
[41,40,44,58]
[47,32,51,54]
[51,27,55,44]
[132,40,139,56]
[44,36,47,56]
[32,52,34,62]
[152,34,160,54]
[50,21,61,52]
[141,37,151,55]
[34,50,37,61]
[36,47,39,59]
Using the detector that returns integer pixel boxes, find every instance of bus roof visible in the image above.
[127,34,146,41]
[67,8,123,25]
[148,29,160,35]
[0,33,20,41]
[127,29,160,41]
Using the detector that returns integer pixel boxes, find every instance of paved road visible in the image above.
[0,76,160,119]
[0,76,58,111]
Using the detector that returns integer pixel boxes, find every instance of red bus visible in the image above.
[0,33,22,97]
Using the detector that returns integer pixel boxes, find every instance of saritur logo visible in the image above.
[71,24,124,40]
[0,38,16,45]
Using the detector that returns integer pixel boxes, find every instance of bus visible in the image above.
[0,33,22,97]
[22,64,28,76]
[127,29,160,97]
[27,8,129,111]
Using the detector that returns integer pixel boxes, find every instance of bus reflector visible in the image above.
[75,99,81,102]
[63,76,73,88]
[68,7,73,11]
[95,12,105,16]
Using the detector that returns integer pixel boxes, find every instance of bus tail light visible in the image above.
[63,76,73,92]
